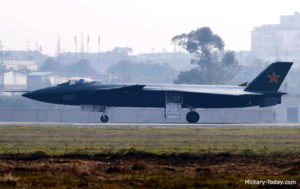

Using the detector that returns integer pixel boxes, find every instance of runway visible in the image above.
[0,122,299,127]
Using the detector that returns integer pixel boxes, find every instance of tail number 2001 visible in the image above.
[63,95,78,102]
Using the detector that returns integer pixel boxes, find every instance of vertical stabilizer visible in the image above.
[245,62,293,92]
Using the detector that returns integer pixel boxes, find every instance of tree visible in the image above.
[66,59,97,76]
[173,27,224,64]
[111,47,133,57]
[40,57,64,72]
[108,60,177,83]
[172,27,239,84]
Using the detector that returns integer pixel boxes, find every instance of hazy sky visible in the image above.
[0,0,299,55]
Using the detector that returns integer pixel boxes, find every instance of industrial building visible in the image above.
[251,12,300,64]
[1,58,38,71]
[27,72,66,90]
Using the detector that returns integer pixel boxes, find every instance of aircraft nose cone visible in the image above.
[22,87,60,104]
[22,91,34,99]
[22,89,49,101]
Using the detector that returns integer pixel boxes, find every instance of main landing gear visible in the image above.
[100,114,109,123]
[186,110,200,123]
[100,106,109,123]
[80,105,110,123]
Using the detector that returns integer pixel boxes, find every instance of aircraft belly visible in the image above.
[94,91,165,108]
[183,93,259,108]
[91,90,260,109]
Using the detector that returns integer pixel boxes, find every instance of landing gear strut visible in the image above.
[186,111,200,123]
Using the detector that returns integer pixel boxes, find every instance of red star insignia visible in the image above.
[268,72,280,83]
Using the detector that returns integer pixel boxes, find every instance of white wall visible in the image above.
[3,71,27,85]
[0,107,276,123]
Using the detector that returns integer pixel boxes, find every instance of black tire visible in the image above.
[100,115,109,123]
[186,111,200,123]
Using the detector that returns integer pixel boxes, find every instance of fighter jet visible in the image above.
[22,62,292,123]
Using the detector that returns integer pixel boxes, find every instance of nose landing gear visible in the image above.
[186,111,200,123]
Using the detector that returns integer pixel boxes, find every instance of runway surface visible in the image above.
[0,122,299,127]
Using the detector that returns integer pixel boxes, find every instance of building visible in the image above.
[0,71,27,95]
[251,12,300,62]
[1,58,38,71]
[251,12,300,65]
[27,72,66,90]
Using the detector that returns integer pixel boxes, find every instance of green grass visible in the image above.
[0,126,299,155]
[0,126,299,188]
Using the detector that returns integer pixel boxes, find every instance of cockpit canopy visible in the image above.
[58,77,95,86]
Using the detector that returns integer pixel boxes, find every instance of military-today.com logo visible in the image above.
[245,179,297,186]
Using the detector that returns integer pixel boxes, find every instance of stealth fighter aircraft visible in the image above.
[22,62,292,123]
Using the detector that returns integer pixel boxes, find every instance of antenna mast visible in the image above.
[98,36,101,53]
[56,34,61,57]
[74,36,77,60]
[87,35,89,59]
[275,45,280,61]
[0,40,3,62]
[81,33,84,59]
[98,36,101,60]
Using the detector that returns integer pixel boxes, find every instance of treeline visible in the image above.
[108,60,177,83]
[40,58,97,77]
[9,27,241,86]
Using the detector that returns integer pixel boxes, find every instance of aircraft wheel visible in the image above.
[100,115,109,123]
[186,111,200,123]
